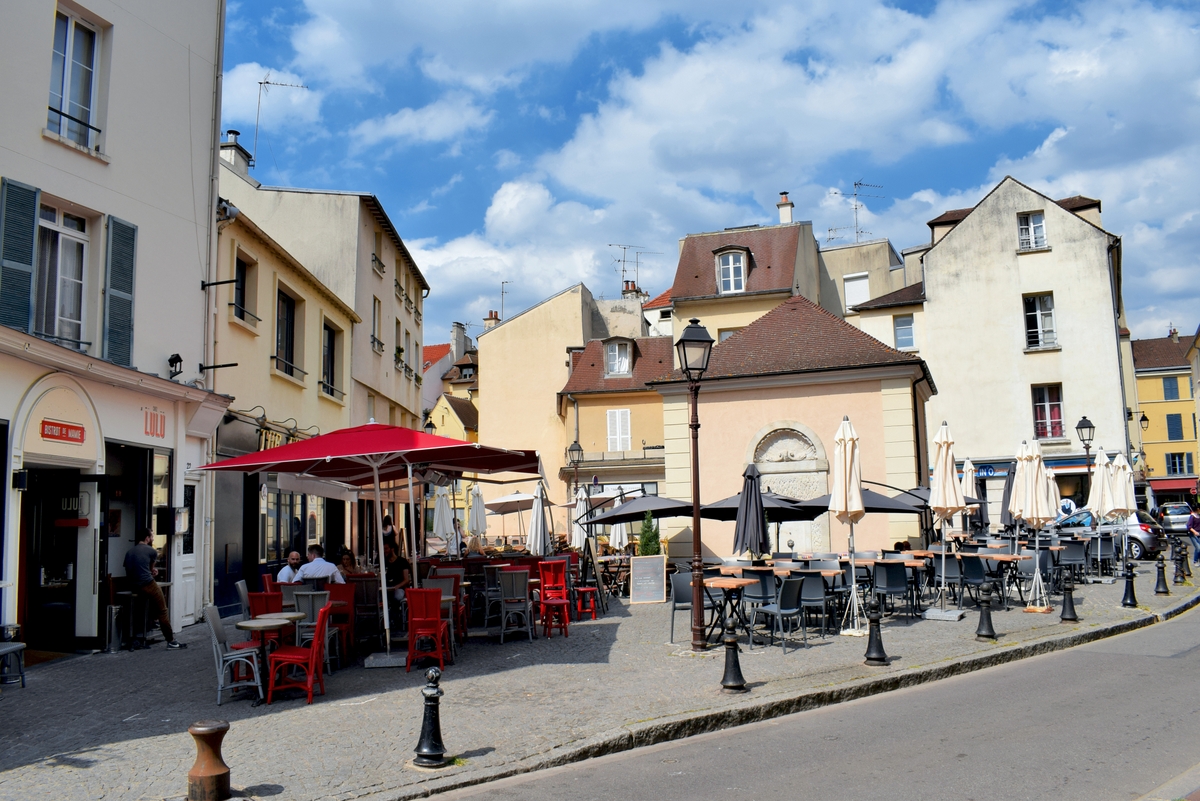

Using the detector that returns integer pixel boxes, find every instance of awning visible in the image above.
[1148,478,1198,492]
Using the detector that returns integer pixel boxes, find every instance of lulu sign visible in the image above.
[41,419,86,445]
[141,406,167,439]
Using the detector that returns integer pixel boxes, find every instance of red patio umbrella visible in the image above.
[200,422,539,651]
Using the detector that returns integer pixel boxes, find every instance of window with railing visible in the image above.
[1018,212,1047,250]
[48,11,102,150]
[1024,294,1056,348]
[321,322,343,399]
[1032,384,1064,439]
[1166,452,1194,476]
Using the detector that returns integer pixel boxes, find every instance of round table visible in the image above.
[235,617,290,673]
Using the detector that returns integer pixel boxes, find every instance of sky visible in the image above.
[220,0,1200,347]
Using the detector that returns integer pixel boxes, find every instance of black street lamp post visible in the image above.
[1076,416,1095,502]
[567,440,583,497]
[676,319,714,652]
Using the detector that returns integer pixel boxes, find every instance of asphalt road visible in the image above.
[438,608,1200,801]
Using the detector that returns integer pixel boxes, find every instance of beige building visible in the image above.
[0,0,230,647]
[217,134,428,432]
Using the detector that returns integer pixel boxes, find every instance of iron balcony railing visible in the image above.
[271,354,307,378]
[47,106,102,151]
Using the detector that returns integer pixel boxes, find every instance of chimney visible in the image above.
[622,280,642,300]
[219,129,254,177]
[450,321,469,359]
[483,310,500,331]
[1170,327,1179,343]
[776,191,794,224]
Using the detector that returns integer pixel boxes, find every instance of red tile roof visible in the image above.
[443,351,478,383]
[443,395,478,431]
[670,224,802,301]
[422,343,451,373]
[650,294,933,388]
[852,281,925,312]
[927,195,1102,228]
[643,288,672,310]
[560,337,674,394]
[1131,336,1191,370]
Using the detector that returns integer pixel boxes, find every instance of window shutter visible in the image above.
[1166,413,1183,441]
[104,216,137,366]
[619,409,631,450]
[607,409,619,451]
[0,178,40,332]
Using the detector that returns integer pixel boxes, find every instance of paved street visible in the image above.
[0,568,1196,801]
[440,603,1200,801]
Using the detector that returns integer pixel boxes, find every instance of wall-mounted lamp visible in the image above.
[167,353,183,380]
[1139,412,1150,432]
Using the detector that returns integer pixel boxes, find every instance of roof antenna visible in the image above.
[500,280,510,320]
[252,71,308,169]
[608,244,645,288]
[827,180,885,242]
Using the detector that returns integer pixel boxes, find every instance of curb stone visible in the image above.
[361,588,1200,800]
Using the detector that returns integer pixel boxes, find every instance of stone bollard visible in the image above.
[1155,554,1170,596]
[1059,577,1079,623]
[863,597,888,666]
[413,667,448,768]
[975,582,997,642]
[1121,561,1139,609]
[187,720,230,801]
[720,601,748,694]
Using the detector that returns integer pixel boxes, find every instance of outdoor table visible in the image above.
[703,576,755,644]
[971,552,1031,609]
[235,617,289,685]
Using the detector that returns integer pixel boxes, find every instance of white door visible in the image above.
[172,482,198,628]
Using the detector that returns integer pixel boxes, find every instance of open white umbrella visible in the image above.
[527,483,551,556]
[928,423,967,618]
[571,487,590,550]
[1085,449,1117,582]
[830,417,866,633]
[432,486,457,555]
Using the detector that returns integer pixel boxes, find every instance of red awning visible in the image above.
[1148,478,1198,492]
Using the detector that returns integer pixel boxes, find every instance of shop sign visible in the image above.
[258,428,295,451]
[142,406,167,439]
[41,419,85,445]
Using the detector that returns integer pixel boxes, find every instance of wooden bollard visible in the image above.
[187,720,231,801]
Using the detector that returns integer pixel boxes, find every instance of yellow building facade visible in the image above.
[1133,334,1197,505]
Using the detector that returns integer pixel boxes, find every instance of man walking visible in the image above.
[123,529,187,650]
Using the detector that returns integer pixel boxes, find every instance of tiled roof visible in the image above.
[927,194,1102,228]
[442,350,478,383]
[670,224,802,301]
[443,395,478,431]
[852,282,925,312]
[422,343,451,373]
[643,288,672,310]
[650,294,932,386]
[1132,336,1191,370]
[560,337,674,394]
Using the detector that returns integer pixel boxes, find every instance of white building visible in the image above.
[854,177,1130,520]
[0,0,229,649]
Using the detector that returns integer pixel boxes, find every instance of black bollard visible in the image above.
[1059,577,1079,623]
[187,720,231,801]
[1121,561,1139,608]
[975,582,997,641]
[413,667,448,768]
[1185,540,1194,578]
[1155,554,1170,596]
[720,599,748,694]
[1175,538,1187,585]
[864,597,888,666]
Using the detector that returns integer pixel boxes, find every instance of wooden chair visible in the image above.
[266,604,331,705]
[406,588,452,672]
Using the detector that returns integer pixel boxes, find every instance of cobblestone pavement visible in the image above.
[2,567,1197,801]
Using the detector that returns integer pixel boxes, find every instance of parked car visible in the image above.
[1053,509,1167,560]
[1157,502,1194,534]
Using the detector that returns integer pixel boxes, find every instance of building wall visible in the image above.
[819,239,907,318]
[657,369,927,558]
[921,179,1126,466]
[575,392,665,454]
[1137,369,1198,483]
[854,304,925,353]
[671,293,789,363]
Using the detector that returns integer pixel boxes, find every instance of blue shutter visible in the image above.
[104,216,136,366]
[1163,376,1179,401]
[0,178,40,332]
[1166,413,1184,441]
[1188,453,1195,475]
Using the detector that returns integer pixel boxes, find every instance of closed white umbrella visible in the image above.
[1018,442,1054,610]
[608,497,629,552]
[960,458,977,516]
[1007,441,1032,527]
[928,423,967,617]
[1085,449,1117,582]
[1110,453,1137,567]
[467,483,487,539]
[432,486,457,554]
[830,417,866,634]
[527,483,551,557]
[571,487,589,550]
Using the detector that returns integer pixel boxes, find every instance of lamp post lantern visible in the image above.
[423,418,436,436]
[1139,412,1149,432]
[1076,416,1095,499]
[567,440,583,496]
[676,318,714,652]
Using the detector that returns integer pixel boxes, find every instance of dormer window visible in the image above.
[605,341,631,375]
[717,251,745,294]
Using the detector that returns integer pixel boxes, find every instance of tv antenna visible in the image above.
[608,244,646,286]
[500,280,511,320]
[632,250,662,288]
[828,180,884,242]
[825,226,852,244]
[252,72,309,168]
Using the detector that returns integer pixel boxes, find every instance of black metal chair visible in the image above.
[960,554,988,607]
[668,571,715,643]
[753,577,804,653]
[873,561,914,620]
[797,573,832,643]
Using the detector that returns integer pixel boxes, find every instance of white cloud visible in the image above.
[350,94,493,151]
[431,173,463,197]
[493,149,521,170]
[222,62,324,131]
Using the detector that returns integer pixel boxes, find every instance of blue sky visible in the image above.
[221,0,1200,346]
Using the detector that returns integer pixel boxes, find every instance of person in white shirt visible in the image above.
[277,551,302,583]
[296,544,345,583]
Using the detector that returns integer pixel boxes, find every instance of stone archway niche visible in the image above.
[745,421,830,553]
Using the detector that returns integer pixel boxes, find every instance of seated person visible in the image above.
[295,544,345,584]
[277,550,303,583]
[336,547,361,578]
[382,538,412,625]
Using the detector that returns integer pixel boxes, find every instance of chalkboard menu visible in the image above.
[630,555,666,604]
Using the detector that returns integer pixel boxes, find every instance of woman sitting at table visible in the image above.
[337,547,361,578]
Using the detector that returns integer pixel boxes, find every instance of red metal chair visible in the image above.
[247,592,285,650]
[266,604,331,705]
[262,575,277,593]
[538,561,570,638]
[325,582,355,662]
[406,588,452,672]
[575,585,598,620]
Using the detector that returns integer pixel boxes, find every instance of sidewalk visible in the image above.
[2,568,1197,801]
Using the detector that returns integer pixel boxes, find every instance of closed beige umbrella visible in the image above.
[927,423,967,619]
[1085,449,1117,583]
[830,417,866,634]
[1110,453,1137,567]
[1020,442,1054,610]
